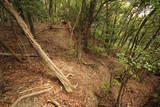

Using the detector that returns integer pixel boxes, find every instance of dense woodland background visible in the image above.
[0,0,160,107]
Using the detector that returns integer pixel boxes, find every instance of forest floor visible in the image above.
[0,22,160,107]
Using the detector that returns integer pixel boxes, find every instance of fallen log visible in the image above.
[1,0,76,92]
[0,52,37,57]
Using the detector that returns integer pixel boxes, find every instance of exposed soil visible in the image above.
[0,22,159,107]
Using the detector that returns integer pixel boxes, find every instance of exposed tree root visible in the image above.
[47,99,61,107]
[11,86,53,107]
[66,73,74,78]
[19,84,50,94]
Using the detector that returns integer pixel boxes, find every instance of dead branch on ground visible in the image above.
[0,52,37,57]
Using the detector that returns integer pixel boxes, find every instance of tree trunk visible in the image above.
[0,0,75,92]
[130,8,156,56]
[49,0,54,17]
[73,0,86,59]
[26,12,35,37]
[136,25,160,59]
[143,26,160,51]
[74,0,97,55]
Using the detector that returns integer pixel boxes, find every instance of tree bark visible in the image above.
[26,12,35,37]
[0,0,75,92]
[74,0,97,55]
[49,0,54,17]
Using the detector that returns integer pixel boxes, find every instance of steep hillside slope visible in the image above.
[0,22,159,107]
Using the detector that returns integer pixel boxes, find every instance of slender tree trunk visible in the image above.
[109,13,117,48]
[93,0,108,19]
[54,0,57,15]
[117,7,134,44]
[119,12,139,49]
[27,12,35,37]
[73,0,87,59]
[49,0,54,17]
[143,26,160,50]
[80,0,97,53]
[118,16,134,47]
[136,25,160,59]
[1,0,75,92]
[130,8,156,56]
[135,29,148,49]
[74,0,106,57]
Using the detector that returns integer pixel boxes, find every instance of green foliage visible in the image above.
[0,7,10,22]
[13,0,47,19]
[112,79,121,86]
[51,0,81,23]
[100,82,110,94]
[60,6,80,23]
[117,51,160,74]
[88,42,106,53]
